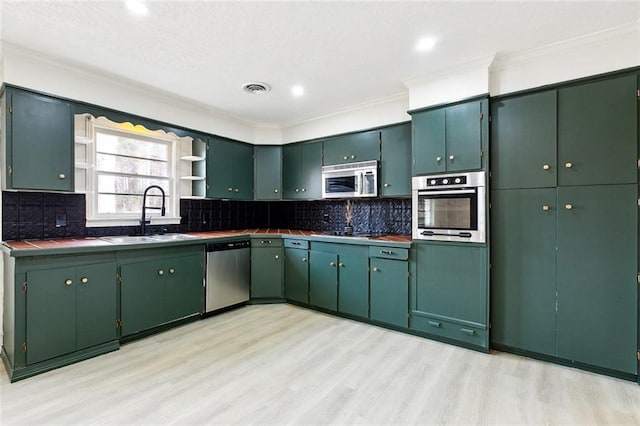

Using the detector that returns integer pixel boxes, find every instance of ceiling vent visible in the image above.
[242,82,271,95]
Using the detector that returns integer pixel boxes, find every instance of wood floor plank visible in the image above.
[1,304,639,425]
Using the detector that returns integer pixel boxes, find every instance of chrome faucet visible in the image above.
[140,185,166,236]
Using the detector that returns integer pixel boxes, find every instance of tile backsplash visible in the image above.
[2,191,411,240]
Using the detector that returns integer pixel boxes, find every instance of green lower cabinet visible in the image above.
[21,259,117,366]
[284,247,309,303]
[369,258,409,328]
[336,245,369,318]
[556,184,637,374]
[490,188,557,356]
[251,246,284,299]
[119,248,203,337]
[309,251,338,311]
[412,242,488,349]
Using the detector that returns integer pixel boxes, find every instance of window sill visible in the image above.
[86,217,181,228]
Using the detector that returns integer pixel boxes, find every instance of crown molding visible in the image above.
[402,54,496,89]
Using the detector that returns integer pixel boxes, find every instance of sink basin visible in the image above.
[100,233,199,244]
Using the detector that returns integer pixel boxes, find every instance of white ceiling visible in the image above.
[1,1,639,127]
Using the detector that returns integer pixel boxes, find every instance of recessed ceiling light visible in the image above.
[125,1,149,16]
[292,85,305,97]
[415,37,437,52]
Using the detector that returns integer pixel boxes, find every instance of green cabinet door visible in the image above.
[284,247,309,303]
[251,247,284,298]
[206,137,235,198]
[165,254,203,322]
[120,259,166,336]
[558,74,638,186]
[233,142,255,199]
[490,188,557,356]
[255,145,282,200]
[9,89,73,191]
[445,101,483,172]
[76,262,118,350]
[491,91,557,189]
[370,258,409,328]
[323,130,380,165]
[282,144,301,198]
[336,245,369,318]
[380,123,411,196]
[556,184,637,374]
[309,251,338,311]
[300,141,323,198]
[414,243,487,326]
[412,108,445,175]
[25,268,77,364]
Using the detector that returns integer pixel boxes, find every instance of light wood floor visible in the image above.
[1,304,639,425]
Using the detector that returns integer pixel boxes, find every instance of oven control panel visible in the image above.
[426,175,467,187]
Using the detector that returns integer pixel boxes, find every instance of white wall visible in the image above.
[1,43,255,143]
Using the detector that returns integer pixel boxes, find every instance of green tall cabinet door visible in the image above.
[120,259,166,336]
[300,142,323,198]
[207,138,254,199]
[556,184,637,374]
[558,74,638,186]
[251,247,284,299]
[284,247,309,303]
[233,142,255,199]
[165,254,203,321]
[323,130,380,165]
[412,108,445,175]
[380,123,412,196]
[255,145,282,200]
[9,89,73,191]
[25,268,77,364]
[445,101,482,172]
[370,258,409,328]
[491,91,557,189]
[490,188,557,356]
[309,251,338,311]
[336,245,369,318]
[76,263,118,350]
[282,143,301,198]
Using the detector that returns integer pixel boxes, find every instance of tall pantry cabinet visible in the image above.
[490,72,639,376]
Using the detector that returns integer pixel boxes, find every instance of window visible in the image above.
[76,116,184,227]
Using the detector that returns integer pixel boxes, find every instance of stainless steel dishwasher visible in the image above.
[204,240,251,314]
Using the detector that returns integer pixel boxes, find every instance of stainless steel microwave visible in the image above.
[322,160,378,198]
[412,171,486,243]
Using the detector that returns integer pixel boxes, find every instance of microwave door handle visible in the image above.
[359,173,364,195]
[419,189,476,195]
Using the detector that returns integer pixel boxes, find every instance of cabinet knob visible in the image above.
[274,189,278,193]
[542,205,550,211]
[436,156,442,163]
[338,262,345,268]
[542,164,550,170]
[301,188,306,192]
[65,279,73,286]
[234,188,239,193]
[372,267,380,272]
[227,187,233,192]
[274,255,279,260]
[449,155,455,161]
[565,162,573,169]
[302,257,307,262]
[380,250,393,255]
[58,173,66,179]
[343,156,348,160]
[329,262,336,267]
[350,155,355,159]
[80,277,88,284]
[565,204,573,210]
[158,269,164,276]
[295,188,300,193]
[261,240,272,244]
[384,183,390,187]
[169,268,175,275]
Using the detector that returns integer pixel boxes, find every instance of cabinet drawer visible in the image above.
[251,238,283,248]
[411,315,487,348]
[284,239,309,249]
[369,246,408,260]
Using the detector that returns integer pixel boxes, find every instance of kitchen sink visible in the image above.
[100,233,198,244]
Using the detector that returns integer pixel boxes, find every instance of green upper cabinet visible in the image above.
[556,184,637,374]
[206,137,254,200]
[412,97,488,175]
[323,130,380,165]
[558,74,638,186]
[254,145,282,200]
[491,91,558,189]
[4,87,74,191]
[380,123,412,197]
[282,141,323,199]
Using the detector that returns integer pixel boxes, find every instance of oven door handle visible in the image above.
[418,189,476,195]
[359,173,364,195]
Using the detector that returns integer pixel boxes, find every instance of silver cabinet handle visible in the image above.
[274,189,278,193]
[565,204,573,210]
[169,268,175,275]
[275,255,279,260]
[542,205,550,211]
[449,155,455,160]
[261,240,272,244]
[234,188,239,193]
[372,267,380,272]
[338,262,344,268]
[350,155,355,159]
[295,188,300,192]
[436,156,442,163]
[380,250,393,255]
[158,270,164,276]
[227,187,233,192]
[565,162,573,168]
[384,183,390,187]
[343,155,348,160]
[301,188,306,192]
[291,241,301,245]
[302,257,307,262]
[329,262,336,267]
[58,173,66,179]
[80,277,88,284]
[65,279,73,286]
[543,164,550,170]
